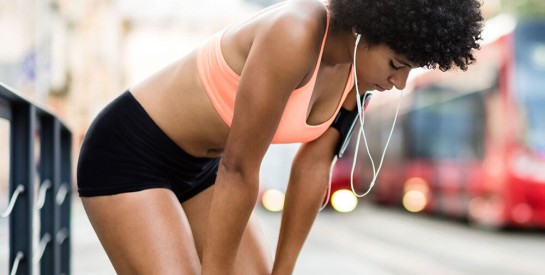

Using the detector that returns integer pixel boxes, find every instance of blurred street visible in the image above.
[69,196,545,275]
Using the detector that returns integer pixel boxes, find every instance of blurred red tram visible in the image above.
[348,15,545,229]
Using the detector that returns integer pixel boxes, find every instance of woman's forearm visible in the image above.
[202,167,259,275]
[272,163,330,275]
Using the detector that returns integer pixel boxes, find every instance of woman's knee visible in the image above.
[81,189,201,275]
[182,187,272,274]
[234,216,273,275]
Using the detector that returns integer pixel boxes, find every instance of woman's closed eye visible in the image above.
[389,60,402,71]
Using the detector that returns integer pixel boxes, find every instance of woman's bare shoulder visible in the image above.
[221,0,329,80]
[251,0,328,60]
[229,0,327,43]
[265,0,327,38]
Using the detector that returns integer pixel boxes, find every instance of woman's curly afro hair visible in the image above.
[329,0,484,71]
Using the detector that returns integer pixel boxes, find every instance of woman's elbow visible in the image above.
[217,158,260,196]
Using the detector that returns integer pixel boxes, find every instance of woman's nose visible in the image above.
[389,70,410,90]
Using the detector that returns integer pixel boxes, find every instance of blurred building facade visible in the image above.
[1,0,259,139]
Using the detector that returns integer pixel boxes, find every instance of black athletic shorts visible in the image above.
[77,91,220,202]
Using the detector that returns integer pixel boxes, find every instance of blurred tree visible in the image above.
[502,0,545,19]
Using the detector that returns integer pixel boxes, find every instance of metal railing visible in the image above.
[1,82,72,275]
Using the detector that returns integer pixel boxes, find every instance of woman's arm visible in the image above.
[272,128,338,275]
[272,89,358,275]
[201,7,326,275]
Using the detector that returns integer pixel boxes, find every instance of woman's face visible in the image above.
[354,42,417,92]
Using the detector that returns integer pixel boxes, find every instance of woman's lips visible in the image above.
[375,84,386,92]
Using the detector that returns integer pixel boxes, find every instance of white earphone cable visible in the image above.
[319,156,337,211]
[349,34,404,198]
[320,33,404,210]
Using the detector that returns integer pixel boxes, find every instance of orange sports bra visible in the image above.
[196,8,354,144]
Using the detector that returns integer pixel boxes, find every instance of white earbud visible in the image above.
[355,33,361,45]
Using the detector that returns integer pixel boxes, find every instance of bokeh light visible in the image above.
[331,189,358,213]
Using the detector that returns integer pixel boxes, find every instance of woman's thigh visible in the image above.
[182,185,273,274]
[81,188,200,275]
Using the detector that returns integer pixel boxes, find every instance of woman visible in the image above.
[77,0,483,274]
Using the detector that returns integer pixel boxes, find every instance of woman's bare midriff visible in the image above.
[130,51,230,159]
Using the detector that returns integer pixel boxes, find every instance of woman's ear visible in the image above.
[351,26,360,38]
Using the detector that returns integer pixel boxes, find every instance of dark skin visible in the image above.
[81,0,416,274]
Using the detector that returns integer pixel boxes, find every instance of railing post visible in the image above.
[10,102,36,275]
[2,82,72,275]
[59,127,72,275]
[39,116,61,275]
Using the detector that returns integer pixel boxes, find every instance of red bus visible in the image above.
[349,15,545,229]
